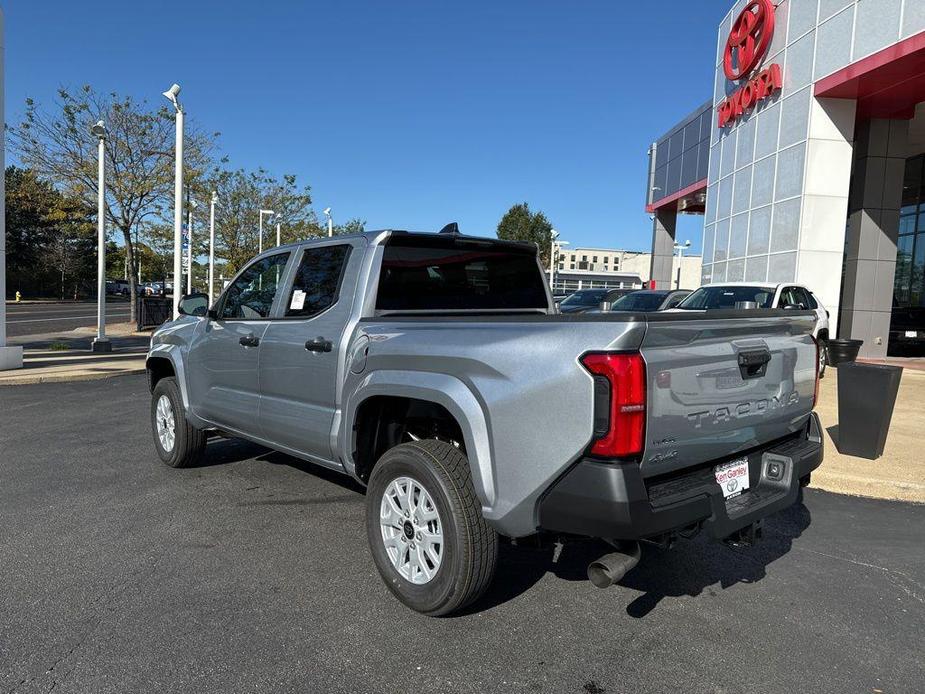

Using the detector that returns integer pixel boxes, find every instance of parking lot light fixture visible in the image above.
[163,83,183,318]
[91,120,111,353]
[209,192,217,306]
[258,209,274,255]
[323,207,333,237]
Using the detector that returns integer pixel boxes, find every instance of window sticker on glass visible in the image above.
[290,289,307,311]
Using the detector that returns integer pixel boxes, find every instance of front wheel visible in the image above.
[365,440,498,616]
[151,376,206,468]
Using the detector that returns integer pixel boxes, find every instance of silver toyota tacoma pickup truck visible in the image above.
[147,227,823,615]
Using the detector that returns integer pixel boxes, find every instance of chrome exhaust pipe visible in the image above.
[587,541,641,588]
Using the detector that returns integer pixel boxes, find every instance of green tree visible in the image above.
[496,202,554,266]
[333,217,366,235]
[5,165,94,298]
[9,86,217,319]
[206,167,321,274]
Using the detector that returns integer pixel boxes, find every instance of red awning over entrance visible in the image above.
[815,31,925,120]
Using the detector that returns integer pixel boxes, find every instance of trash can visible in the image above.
[836,362,903,460]
[827,338,863,367]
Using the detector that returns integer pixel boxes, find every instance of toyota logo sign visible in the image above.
[723,0,776,81]
[716,0,782,127]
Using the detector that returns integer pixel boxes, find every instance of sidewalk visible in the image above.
[812,366,924,503]
[0,322,149,386]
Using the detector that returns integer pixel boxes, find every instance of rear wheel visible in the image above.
[151,377,206,468]
[365,440,498,616]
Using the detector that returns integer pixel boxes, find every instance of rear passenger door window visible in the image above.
[285,245,352,318]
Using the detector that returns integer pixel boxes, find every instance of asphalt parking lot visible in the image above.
[1,375,923,694]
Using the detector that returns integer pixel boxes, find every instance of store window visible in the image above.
[896,155,925,308]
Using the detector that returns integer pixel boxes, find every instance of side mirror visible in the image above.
[178,292,209,318]
[782,303,802,310]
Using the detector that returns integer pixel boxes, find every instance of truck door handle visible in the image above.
[305,337,333,353]
[239,334,260,347]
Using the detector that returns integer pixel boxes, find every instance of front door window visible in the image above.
[220,253,290,319]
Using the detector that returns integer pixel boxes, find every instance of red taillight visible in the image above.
[580,352,646,458]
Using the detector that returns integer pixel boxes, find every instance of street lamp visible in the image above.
[163,83,183,317]
[276,218,281,247]
[258,209,274,255]
[187,198,197,294]
[548,229,569,293]
[209,191,217,306]
[673,240,691,289]
[323,207,333,237]
[90,120,111,352]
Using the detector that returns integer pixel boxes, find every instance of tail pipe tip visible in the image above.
[587,541,642,589]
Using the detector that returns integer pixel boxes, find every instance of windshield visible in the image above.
[560,289,608,307]
[677,285,775,310]
[611,292,666,312]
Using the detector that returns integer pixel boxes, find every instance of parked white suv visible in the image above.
[674,282,830,374]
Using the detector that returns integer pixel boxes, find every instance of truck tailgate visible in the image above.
[640,312,817,478]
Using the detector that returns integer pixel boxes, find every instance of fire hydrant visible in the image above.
[15,291,21,302]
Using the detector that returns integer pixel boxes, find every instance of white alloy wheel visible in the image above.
[379,476,444,585]
[155,394,176,452]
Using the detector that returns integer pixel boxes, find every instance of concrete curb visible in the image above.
[0,365,147,386]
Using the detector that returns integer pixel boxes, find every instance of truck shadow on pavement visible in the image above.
[195,437,813,618]
[473,496,813,617]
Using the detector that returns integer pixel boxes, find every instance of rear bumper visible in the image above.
[537,412,824,541]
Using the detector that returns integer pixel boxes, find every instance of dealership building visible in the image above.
[646,0,925,357]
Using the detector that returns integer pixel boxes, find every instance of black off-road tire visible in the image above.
[151,377,206,468]
[365,440,499,616]
[818,338,828,379]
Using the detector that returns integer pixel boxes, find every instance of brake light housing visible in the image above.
[580,352,647,458]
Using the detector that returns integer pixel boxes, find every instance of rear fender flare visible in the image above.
[342,370,496,510]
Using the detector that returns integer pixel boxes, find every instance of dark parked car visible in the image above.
[558,288,634,313]
[604,289,691,312]
[889,300,925,354]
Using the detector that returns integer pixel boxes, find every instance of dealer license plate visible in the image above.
[906,331,918,338]
[714,458,750,499]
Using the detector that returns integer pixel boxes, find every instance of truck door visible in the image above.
[257,239,364,463]
[187,251,292,433]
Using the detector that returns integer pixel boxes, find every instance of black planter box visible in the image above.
[836,362,903,460]
[827,338,863,367]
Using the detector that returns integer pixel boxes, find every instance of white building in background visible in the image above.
[552,246,702,294]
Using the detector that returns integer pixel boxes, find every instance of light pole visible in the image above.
[0,8,20,370]
[323,207,333,237]
[276,218,281,247]
[163,83,183,317]
[209,191,217,306]
[548,229,569,293]
[258,209,274,255]
[186,199,198,294]
[91,120,111,352]
[673,240,691,289]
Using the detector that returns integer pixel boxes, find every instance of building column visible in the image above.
[649,208,676,289]
[839,119,909,359]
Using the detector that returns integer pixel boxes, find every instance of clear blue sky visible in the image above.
[4,0,726,253]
